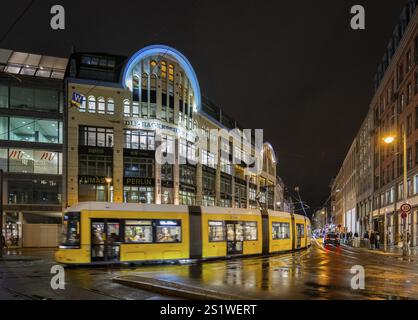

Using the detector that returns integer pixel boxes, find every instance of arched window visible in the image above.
[107,98,115,115]
[141,73,148,103]
[150,60,157,71]
[88,96,96,113]
[160,61,167,79]
[150,74,157,104]
[169,64,174,82]
[79,95,86,112]
[97,97,105,114]
[133,75,140,102]
[124,99,131,117]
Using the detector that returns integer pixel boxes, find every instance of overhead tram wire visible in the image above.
[0,0,36,82]
[0,0,36,45]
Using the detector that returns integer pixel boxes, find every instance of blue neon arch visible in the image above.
[122,44,201,111]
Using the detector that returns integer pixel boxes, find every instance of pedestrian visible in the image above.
[376,232,380,249]
[407,232,412,256]
[1,233,6,249]
[354,232,359,248]
[364,230,370,249]
[370,231,375,250]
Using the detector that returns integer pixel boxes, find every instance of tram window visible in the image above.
[156,220,181,243]
[243,222,258,241]
[125,221,153,243]
[272,222,290,240]
[208,221,226,242]
[61,212,80,248]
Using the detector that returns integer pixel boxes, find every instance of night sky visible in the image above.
[0,0,410,211]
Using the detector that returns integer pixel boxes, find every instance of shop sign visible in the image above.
[124,119,195,140]
[79,146,113,156]
[79,176,107,185]
[124,177,155,187]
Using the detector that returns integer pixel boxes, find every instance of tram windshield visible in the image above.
[61,212,81,248]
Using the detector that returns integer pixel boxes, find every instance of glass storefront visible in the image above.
[0,117,62,144]
[8,86,62,112]
[79,185,113,202]
[179,189,196,205]
[124,186,154,204]
[0,148,62,174]
[124,158,154,178]
[162,187,174,204]
[8,179,62,205]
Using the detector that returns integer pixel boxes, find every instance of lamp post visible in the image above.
[105,177,112,203]
[383,126,410,256]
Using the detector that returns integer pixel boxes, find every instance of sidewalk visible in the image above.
[0,248,52,262]
[346,241,418,258]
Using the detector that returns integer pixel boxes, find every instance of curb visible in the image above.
[113,275,252,300]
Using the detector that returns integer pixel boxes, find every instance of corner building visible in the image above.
[65,45,279,209]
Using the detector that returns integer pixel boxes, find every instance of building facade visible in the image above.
[64,45,281,211]
[332,0,418,246]
[0,49,68,247]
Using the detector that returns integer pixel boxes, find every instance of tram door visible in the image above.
[226,221,244,255]
[296,224,304,249]
[91,219,121,262]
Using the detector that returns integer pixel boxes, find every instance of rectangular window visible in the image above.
[297,224,305,237]
[221,177,232,194]
[208,221,226,242]
[161,164,173,181]
[79,154,113,176]
[243,222,258,241]
[272,222,290,240]
[8,179,61,205]
[124,186,154,204]
[156,221,181,243]
[124,157,154,178]
[203,171,215,191]
[0,85,8,108]
[62,212,81,248]
[124,221,153,243]
[407,114,413,136]
[10,87,60,112]
[124,130,155,150]
[220,158,232,175]
[179,190,196,205]
[179,165,196,185]
[80,126,114,148]
[6,117,62,144]
[203,195,215,206]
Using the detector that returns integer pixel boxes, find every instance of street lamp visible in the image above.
[383,128,410,256]
[105,177,112,203]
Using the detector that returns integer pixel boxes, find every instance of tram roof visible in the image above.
[66,202,190,213]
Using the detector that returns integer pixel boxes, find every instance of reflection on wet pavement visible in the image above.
[2,243,418,300]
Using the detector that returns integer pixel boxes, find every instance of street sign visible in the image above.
[401,203,412,213]
[401,212,408,219]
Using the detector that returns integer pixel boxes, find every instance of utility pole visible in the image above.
[402,126,410,256]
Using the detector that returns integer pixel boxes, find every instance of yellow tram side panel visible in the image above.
[201,210,263,259]
[268,214,293,253]
[56,209,190,264]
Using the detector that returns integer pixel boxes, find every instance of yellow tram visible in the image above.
[55,202,311,265]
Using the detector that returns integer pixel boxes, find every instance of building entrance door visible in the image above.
[91,219,121,262]
[226,221,244,255]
